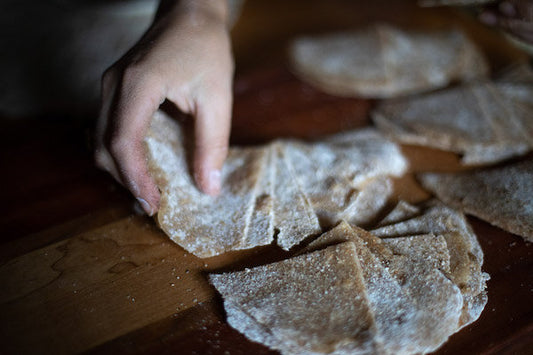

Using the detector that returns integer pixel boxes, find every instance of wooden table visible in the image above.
[1,1,532,354]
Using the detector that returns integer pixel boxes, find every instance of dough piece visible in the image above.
[281,129,406,228]
[145,112,274,257]
[210,242,381,355]
[272,142,321,250]
[383,234,451,274]
[373,81,533,164]
[289,25,488,98]
[212,216,483,354]
[371,201,489,328]
[342,177,393,228]
[145,113,408,257]
[376,200,421,227]
[246,144,276,247]
[419,158,533,241]
[324,128,408,186]
[281,141,360,228]
[305,222,463,354]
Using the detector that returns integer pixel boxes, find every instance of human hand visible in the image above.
[95,0,234,215]
[479,0,533,44]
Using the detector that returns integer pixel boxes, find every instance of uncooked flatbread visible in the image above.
[210,242,381,355]
[304,222,462,354]
[371,201,489,328]
[247,144,276,247]
[383,233,451,274]
[376,200,421,227]
[323,128,408,186]
[372,81,533,164]
[272,142,321,250]
[146,112,406,257]
[212,218,474,355]
[289,24,488,98]
[280,129,407,228]
[419,158,533,241]
[145,112,272,258]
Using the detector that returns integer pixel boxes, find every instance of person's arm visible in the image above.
[95,0,234,215]
[479,0,533,44]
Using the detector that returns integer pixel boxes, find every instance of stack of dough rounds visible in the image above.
[288,24,488,98]
[210,201,488,355]
[145,111,407,257]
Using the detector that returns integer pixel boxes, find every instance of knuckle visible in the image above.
[122,64,159,88]
[121,63,144,83]
[119,65,162,101]
[196,139,229,155]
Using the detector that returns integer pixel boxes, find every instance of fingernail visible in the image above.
[137,197,154,216]
[499,2,516,17]
[479,12,498,25]
[206,170,221,196]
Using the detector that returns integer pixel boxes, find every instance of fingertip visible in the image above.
[134,183,160,216]
[137,197,155,216]
[134,175,161,215]
[194,166,222,196]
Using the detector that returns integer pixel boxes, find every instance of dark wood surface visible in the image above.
[1,0,532,354]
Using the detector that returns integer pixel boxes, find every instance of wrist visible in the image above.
[159,0,230,27]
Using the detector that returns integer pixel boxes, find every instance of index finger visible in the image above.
[193,87,232,196]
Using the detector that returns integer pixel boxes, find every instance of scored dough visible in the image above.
[210,242,382,355]
[372,81,533,165]
[145,112,271,258]
[419,158,533,242]
[371,200,489,328]
[289,24,488,98]
[303,221,463,354]
[145,112,406,257]
[211,213,483,355]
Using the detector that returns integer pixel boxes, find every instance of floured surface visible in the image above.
[145,112,272,258]
[289,24,487,98]
[272,142,321,250]
[210,243,380,355]
[305,222,462,354]
[282,129,406,228]
[373,81,533,164]
[246,144,276,248]
[145,112,405,257]
[212,217,478,355]
[371,201,489,328]
[419,158,533,241]
[383,234,451,273]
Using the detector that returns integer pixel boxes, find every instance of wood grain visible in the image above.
[0,216,216,354]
